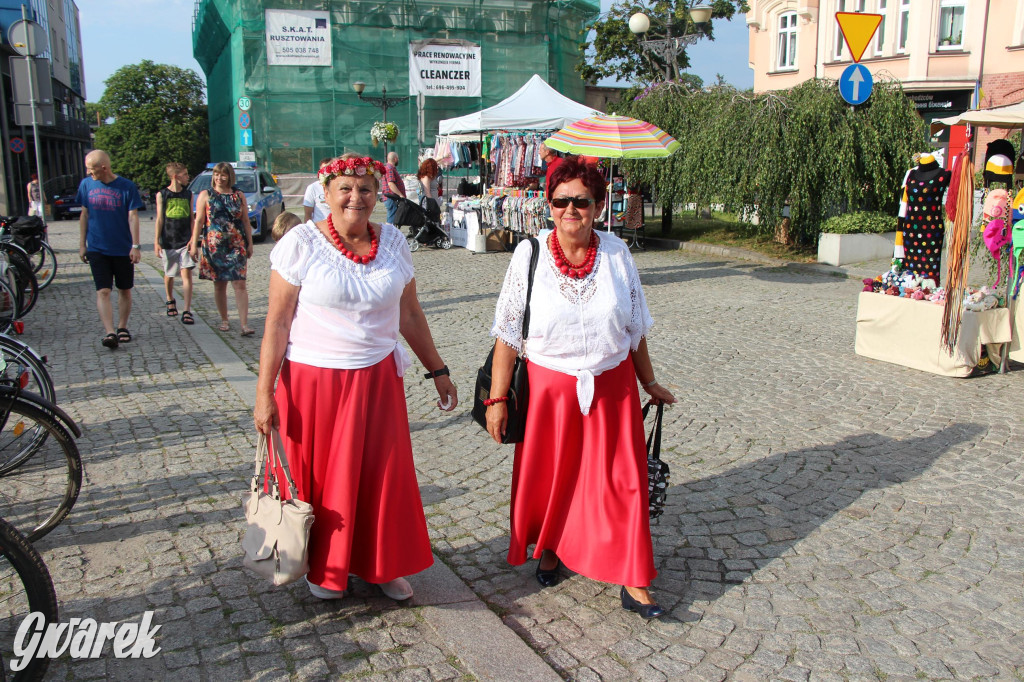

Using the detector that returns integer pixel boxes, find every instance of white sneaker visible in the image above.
[377,577,413,601]
[306,577,346,600]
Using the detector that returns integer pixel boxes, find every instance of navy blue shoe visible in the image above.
[535,559,561,588]
[620,586,664,619]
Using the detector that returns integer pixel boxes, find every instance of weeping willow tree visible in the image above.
[612,78,928,244]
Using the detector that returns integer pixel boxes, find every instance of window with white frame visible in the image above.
[835,0,847,58]
[875,0,887,55]
[778,11,798,70]
[898,0,910,52]
[938,0,966,49]
[1016,0,1024,46]
[835,0,868,59]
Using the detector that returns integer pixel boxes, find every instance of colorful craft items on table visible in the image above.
[863,272,1002,311]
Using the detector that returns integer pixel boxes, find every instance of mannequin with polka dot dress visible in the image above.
[902,154,951,284]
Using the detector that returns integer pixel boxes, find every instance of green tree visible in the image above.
[85,102,104,128]
[579,1,749,85]
[613,78,928,244]
[94,60,209,193]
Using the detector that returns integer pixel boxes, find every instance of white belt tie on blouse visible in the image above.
[575,369,596,416]
[392,344,412,377]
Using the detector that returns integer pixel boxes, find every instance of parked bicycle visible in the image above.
[0,515,58,681]
[0,217,55,292]
[0,385,82,543]
[0,335,55,405]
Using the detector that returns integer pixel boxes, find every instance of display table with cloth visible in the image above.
[1010,293,1024,363]
[855,292,1011,377]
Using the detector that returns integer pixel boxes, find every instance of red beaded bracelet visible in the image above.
[483,396,508,407]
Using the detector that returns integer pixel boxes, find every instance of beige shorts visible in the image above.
[160,245,195,277]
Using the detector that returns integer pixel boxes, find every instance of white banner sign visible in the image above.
[265,10,330,66]
[409,43,481,97]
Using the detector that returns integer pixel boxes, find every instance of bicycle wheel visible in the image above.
[0,278,16,336]
[29,243,55,291]
[4,253,36,319]
[0,399,82,542]
[0,337,54,405]
[0,516,57,681]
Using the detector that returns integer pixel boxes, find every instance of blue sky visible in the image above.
[79,0,752,102]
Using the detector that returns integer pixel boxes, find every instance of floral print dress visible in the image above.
[199,188,248,281]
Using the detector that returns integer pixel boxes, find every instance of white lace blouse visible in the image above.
[490,229,654,414]
[270,221,414,373]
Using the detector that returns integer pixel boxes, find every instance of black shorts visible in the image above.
[87,252,135,291]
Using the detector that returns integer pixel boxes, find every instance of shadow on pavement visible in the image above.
[650,422,984,615]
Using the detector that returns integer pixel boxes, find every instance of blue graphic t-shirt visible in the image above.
[76,176,145,256]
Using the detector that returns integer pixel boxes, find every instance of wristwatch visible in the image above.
[423,366,450,380]
[131,244,140,249]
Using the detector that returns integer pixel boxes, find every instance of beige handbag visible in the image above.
[242,430,314,586]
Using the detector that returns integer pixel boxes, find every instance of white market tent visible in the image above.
[438,74,600,135]
[930,100,1024,134]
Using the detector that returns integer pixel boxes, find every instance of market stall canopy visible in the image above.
[544,114,681,159]
[437,74,600,135]
[930,100,1024,135]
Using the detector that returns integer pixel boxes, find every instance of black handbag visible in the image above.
[642,401,670,519]
[472,237,540,444]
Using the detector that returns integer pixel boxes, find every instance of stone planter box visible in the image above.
[817,231,896,266]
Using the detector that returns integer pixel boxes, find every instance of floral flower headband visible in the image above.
[319,157,388,184]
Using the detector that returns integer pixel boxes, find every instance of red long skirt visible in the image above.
[508,357,656,587]
[273,356,433,590]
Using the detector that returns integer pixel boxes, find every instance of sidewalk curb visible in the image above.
[136,262,560,682]
[645,236,871,281]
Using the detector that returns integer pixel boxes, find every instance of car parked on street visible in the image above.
[188,162,285,242]
[52,190,82,221]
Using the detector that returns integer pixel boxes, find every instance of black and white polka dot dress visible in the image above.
[903,167,950,284]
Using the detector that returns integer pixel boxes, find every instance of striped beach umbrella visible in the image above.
[544,114,680,159]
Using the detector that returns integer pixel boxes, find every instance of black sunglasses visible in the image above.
[550,196,595,209]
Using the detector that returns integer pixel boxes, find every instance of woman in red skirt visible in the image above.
[253,154,457,601]
[485,156,676,618]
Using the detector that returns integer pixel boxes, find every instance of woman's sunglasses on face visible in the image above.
[550,196,595,209]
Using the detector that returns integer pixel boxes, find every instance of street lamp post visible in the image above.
[351,81,411,157]
[629,2,713,82]
[628,2,712,235]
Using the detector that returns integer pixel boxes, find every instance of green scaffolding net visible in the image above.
[192,0,599,174]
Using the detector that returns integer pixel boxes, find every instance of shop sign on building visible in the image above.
[265,10,331,66]
[408,41,481,97]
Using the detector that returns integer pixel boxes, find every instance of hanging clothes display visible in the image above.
[433,137,483,170]
[487,133,545,187]
[901,154,951,284]
[479,189,548,236]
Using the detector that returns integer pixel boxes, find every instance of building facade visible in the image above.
[191,0,599,174]
[746,0,1024,164]
[0,0,90,215]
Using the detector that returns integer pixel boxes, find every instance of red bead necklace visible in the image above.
[327,215,378,265]
[550,231,597,279]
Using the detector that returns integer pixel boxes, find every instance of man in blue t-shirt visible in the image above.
[77,149,145,350]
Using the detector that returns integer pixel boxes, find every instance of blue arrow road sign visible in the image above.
[839,63,873,106]
[240,129,253,147]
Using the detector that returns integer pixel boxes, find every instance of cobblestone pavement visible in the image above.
[24,215,1024,680]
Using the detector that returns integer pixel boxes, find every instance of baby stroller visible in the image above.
[384,192,451,251]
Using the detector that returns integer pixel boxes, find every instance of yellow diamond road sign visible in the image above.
[836,12,883,63]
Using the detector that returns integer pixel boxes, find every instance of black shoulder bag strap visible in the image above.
[641,400,664,461]
[521,237,541,342]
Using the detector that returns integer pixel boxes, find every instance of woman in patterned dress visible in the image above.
[190,162,255,335]
[485,156,676,619]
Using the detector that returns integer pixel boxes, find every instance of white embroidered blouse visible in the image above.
[490,229,653,414]
[270,221,414,373]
